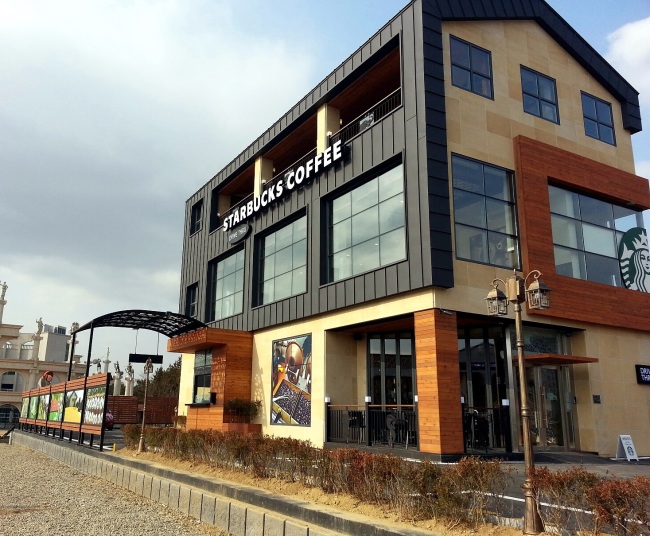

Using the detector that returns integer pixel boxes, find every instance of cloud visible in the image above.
[0,0,317,365]
[605,16,650,107]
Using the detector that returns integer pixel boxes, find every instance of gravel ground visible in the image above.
[0,443,230,536]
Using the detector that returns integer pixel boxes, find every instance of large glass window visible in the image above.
[193,350,211,404]
[450,36,493,99]
[581,92,615,145]
[549,185,643,286]
[327,164,406,282]
[452,155,519,268]
[368,333,415,406]
[206,250,245,322]
[521,67,558,123]
[259,216,307,305]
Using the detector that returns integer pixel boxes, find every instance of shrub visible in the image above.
[586,476,650,535]
[531,466,602,533]
[127,427,511,529]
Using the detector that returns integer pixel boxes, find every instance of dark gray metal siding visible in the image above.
[178,0,643,330]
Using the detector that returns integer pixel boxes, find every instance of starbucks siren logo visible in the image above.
[619,227,650,292]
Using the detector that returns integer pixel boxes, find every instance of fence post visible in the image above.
[365,396,371,447]
[324,397,331,442]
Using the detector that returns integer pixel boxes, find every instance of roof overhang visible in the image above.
[167,327,252,353]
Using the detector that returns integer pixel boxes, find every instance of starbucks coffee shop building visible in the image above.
[170,0,650,459]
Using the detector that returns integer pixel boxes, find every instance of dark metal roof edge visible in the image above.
[189,0,641,204]
[75,309,207,338]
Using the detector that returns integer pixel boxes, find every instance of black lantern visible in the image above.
[485,283,508,316]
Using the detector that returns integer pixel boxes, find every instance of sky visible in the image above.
[1,0,650,372]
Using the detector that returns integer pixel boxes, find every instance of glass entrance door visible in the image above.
[524,365,571,449]
[540,367,564,447]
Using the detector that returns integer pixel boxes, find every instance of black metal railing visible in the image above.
[329,88,402,145]
[327,404,417,449]
[462,406,512,453]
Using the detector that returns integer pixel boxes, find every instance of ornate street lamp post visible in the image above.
[137,358,154,454]
[485,270,550,535]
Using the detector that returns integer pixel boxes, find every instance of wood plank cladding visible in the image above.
[182,328,254,432]
[414,309,464,455]
[514,136,650,332]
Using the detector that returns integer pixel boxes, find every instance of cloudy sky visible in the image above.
[1,0,649,369]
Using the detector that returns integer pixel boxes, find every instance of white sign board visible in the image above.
[616,434,639,461]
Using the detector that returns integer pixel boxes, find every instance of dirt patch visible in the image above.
[114,449,522,536]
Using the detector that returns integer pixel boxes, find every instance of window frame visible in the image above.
[323,161,407,284]
[254,212,308,307]
[450,35,494,100]
[520,66,559,124]
[451,154,520,269]
[206,248,246,322]
[185,283,199,318]
[548,184,643,287]
[581,92,616,145]
[189,199,204,235]
[193,350,212,404]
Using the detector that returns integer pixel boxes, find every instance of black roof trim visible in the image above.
[75,309,206,339]
[191,0,641,201]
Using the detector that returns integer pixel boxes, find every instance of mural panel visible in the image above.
[271,333,312,426]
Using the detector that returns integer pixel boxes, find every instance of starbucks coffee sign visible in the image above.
[619,227,650,292]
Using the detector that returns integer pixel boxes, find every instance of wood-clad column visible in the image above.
[414,309,463,455]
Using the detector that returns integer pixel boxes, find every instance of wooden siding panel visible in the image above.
[515,136,650,331]
[414,309,463,455]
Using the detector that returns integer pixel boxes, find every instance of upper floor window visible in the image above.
[257,216,307,305]
[549,185,643,287]
[185,283,198,318]
[450,36,493,99]
[521,67,559,123]
[452,155,519,269]
[581,93,615,145]
[1,371,24,392]
[206,250,245,322]
[190,199,203,235]
[326,163,406,283]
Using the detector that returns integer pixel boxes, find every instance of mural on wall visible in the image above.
[271,333,312,426]
[27,396,38,419]
[619,228,650,292]
[48,392,64,422]
[82,386,107,426]
[20,397,29,419]
[36,394,49,420]
[63,389,85,424]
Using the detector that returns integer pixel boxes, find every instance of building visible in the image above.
[0,282,86,427]
[170,0,650,458]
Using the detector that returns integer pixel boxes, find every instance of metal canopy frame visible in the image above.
[68,309,206,380]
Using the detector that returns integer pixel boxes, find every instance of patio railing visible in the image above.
[326,403,417,449]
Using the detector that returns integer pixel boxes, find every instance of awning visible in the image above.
[167,327,252,353]
[521,353,599,365]
[75,309,206,338]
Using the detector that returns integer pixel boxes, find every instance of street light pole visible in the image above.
[485,270,550,535]
[137,358,154,454]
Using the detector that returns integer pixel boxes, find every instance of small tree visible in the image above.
[133,357,181,402]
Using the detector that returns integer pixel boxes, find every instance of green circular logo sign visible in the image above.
[619,227,650,292]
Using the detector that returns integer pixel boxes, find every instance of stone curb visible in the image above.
[12,431,439,536]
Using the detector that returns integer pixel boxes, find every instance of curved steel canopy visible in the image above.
[75,309,206,338]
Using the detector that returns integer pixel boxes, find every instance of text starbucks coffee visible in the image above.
[222,140,343,232]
